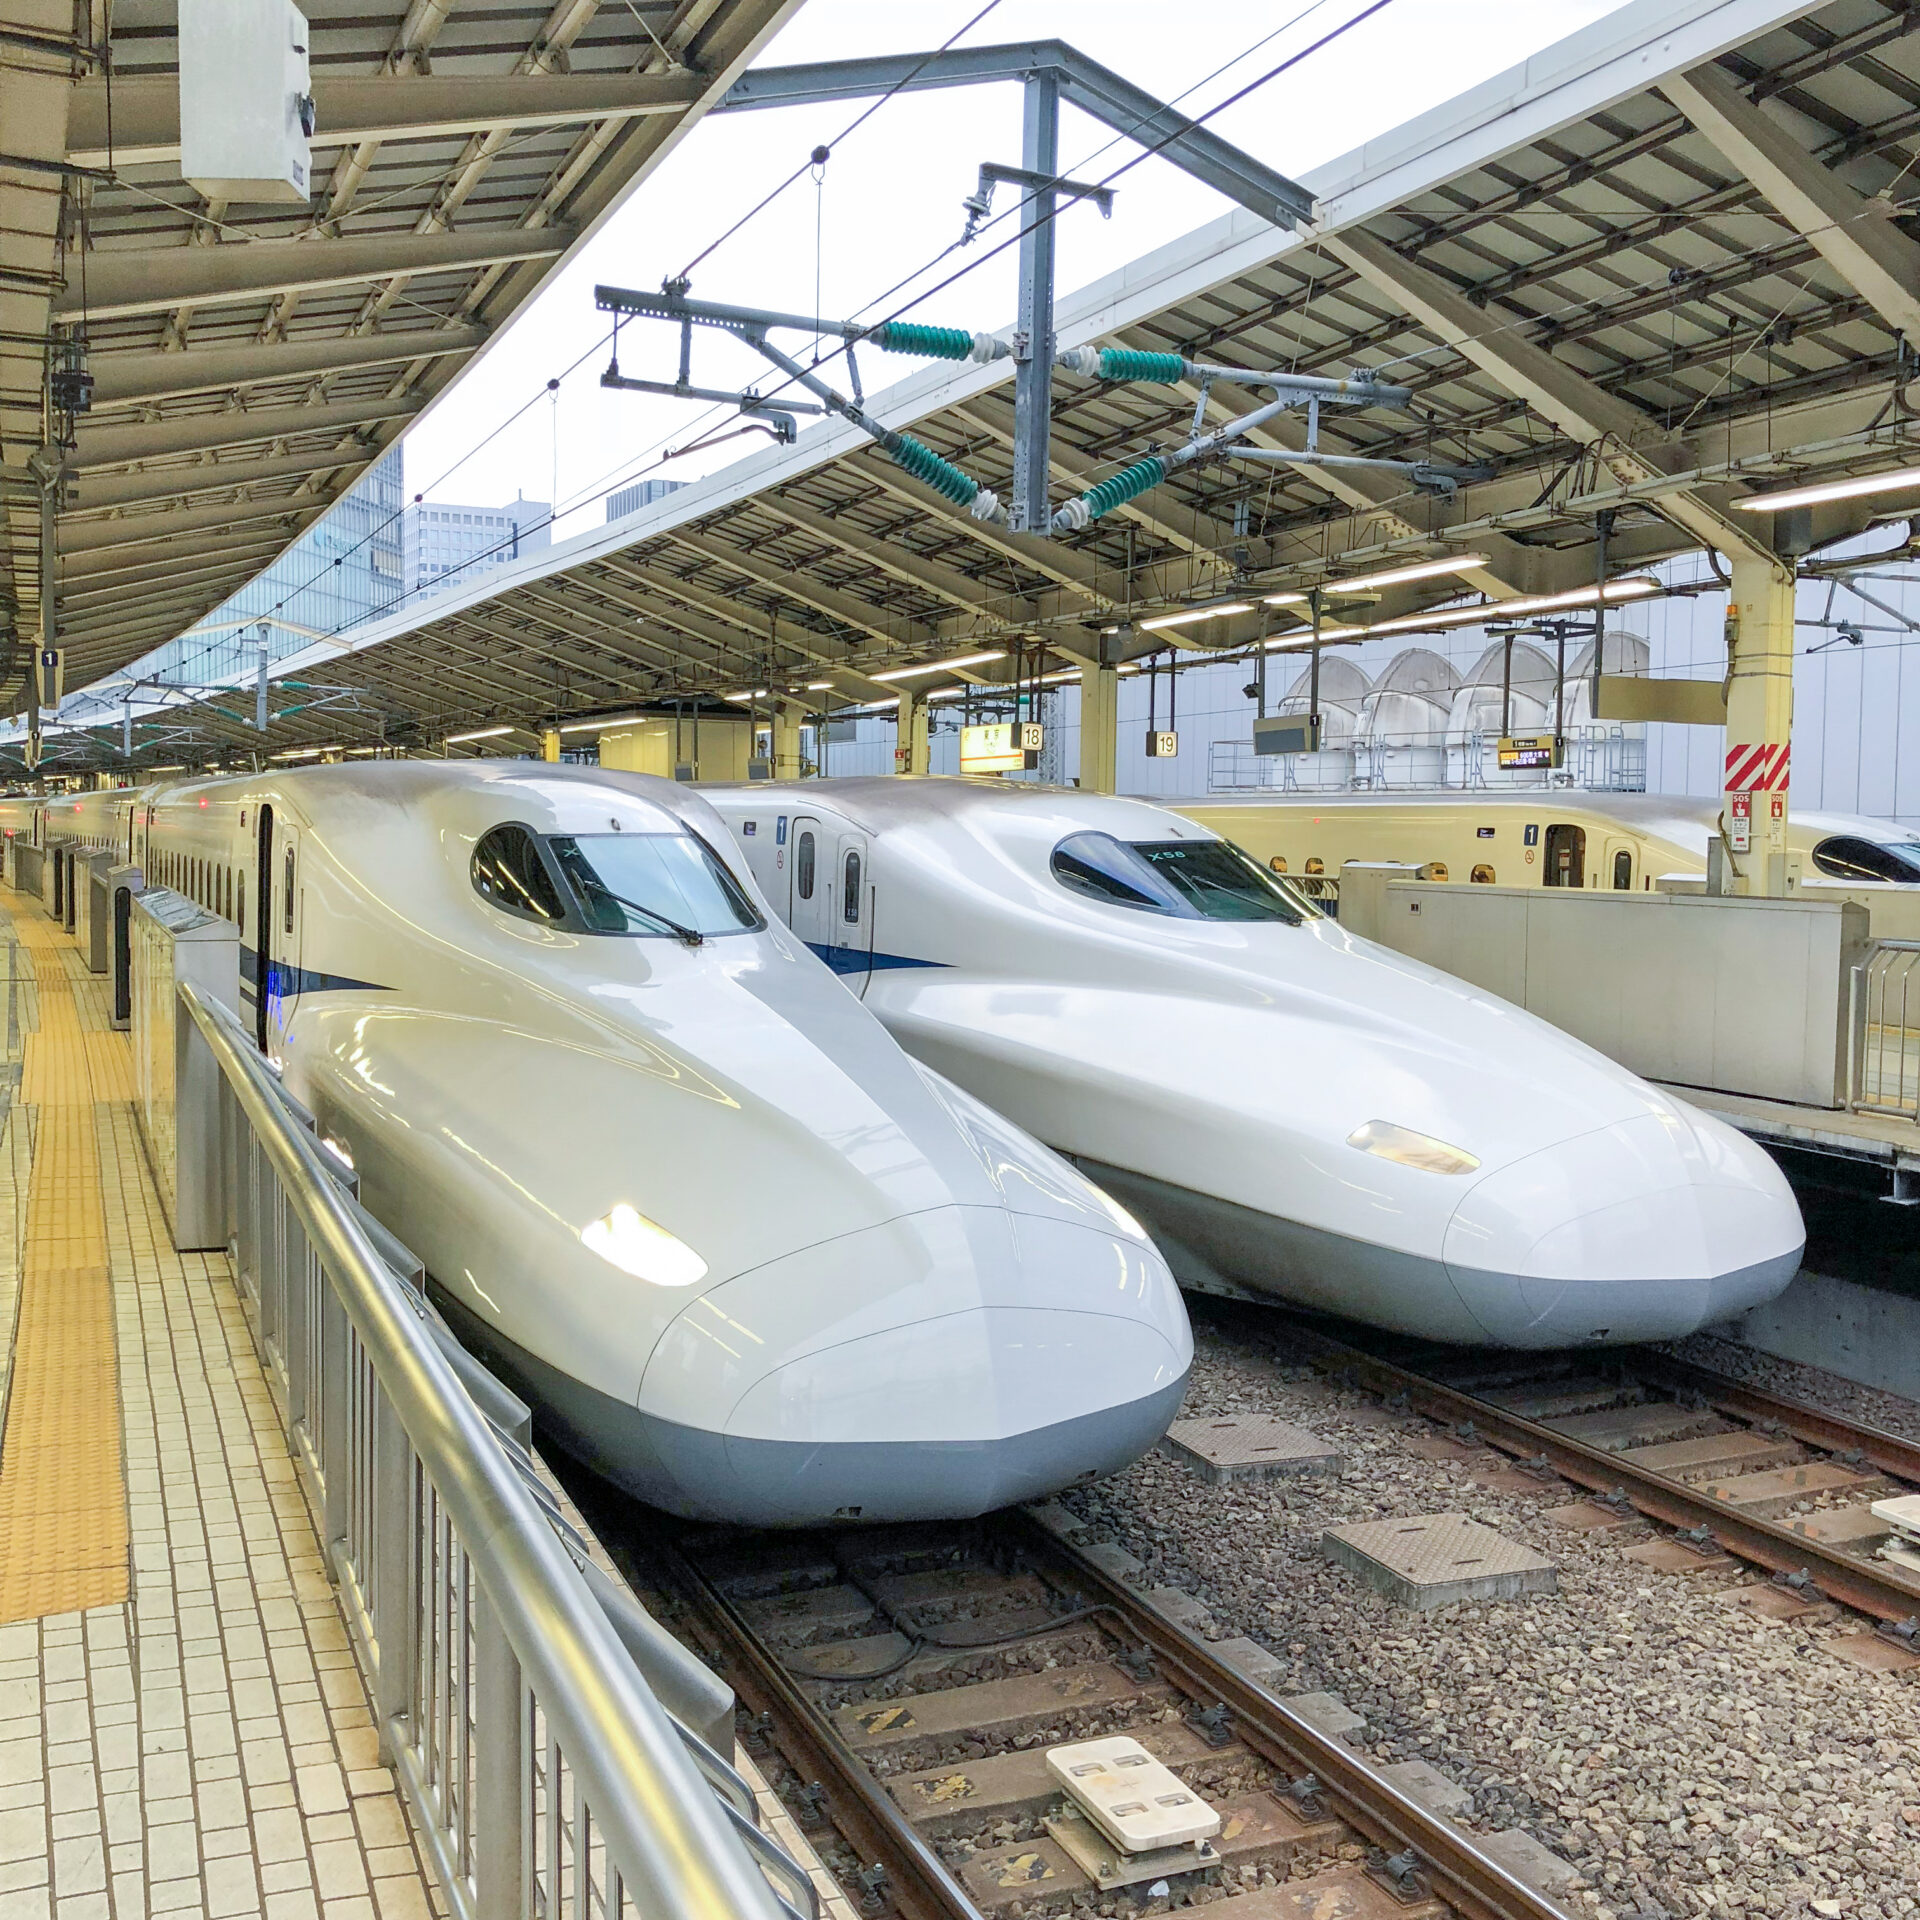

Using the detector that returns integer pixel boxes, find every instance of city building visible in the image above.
[605,478,685,521]
[404,492,550,601]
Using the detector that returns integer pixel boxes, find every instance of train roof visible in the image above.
[710,776,1217,843]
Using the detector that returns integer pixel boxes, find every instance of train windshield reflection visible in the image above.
[549,833,762,936]
[1051,832,1314,923]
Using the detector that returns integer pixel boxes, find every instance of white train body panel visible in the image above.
[48,765,1188,1524]
[708,778,1803,1349]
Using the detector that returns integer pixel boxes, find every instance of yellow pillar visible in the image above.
[1079,663,1118,794]
[541,728,561,762]
[771,708,805,780]
[894,687,929,775]
[1723,554,1796,897]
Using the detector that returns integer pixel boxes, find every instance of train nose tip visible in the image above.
[638,1206,1191,1524]
[1442,1113,1804,1346]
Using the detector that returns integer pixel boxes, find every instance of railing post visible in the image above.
[473,1593,526,1920]
[319,1263,351,1570]
[370,1390,415,1766]
[1847,963,1864,1112]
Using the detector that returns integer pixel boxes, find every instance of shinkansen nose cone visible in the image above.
[1440,1104,1804,1346]
[636,1199,1190,1526]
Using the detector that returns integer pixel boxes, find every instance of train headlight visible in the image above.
[1346,1120,1480,1177]
[581,1204,709,1286]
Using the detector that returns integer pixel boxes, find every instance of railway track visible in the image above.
[589,1510,1575,1920]
[1270,1320,1920,1656]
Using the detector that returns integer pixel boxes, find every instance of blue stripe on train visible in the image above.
[804,942,946,976]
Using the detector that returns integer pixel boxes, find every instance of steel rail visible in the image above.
[1288,1329,1920,1626]
[1008,1514,1569,1920]
[178,983,787,1920]
[1631,1350,1920,1488]
[658,1540,980,1920]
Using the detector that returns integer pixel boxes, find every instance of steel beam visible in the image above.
[600,560,852,674]
[664,529,938,649]
[1664,60,1920,345]
[66,446,380,511]
[713,42,1314,230]
[67,72,709,168]
[52,228,574,323]
[57,499,318,555]
[1321,227,1783,572]
[61,530,291,586]
[71,397,421,470]
[87,327,488,409]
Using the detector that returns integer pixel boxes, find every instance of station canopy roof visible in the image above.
[27,0,1920,764]
[0,0,802,696]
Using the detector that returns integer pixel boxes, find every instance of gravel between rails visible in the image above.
[1059,1311,1920,1920]
[1661,1331,1920,1445]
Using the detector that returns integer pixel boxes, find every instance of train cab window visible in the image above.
[1471,863,1496,884]
[796,831,816,900]
[1810,834,1920,883]
[1050,832,1312,923]
[1612,849,1633,890]
[842,851,862,923]
[471,824,567,923]
[548,832,761,938]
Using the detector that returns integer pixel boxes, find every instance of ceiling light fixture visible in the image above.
[1265,575,1661,648]
[1139,601,1253,632]
[870,649,1007,683]
[446,725,514,744]
[1316,553,1492,596]
[557,714,646,735]
[1735,465,1920,513]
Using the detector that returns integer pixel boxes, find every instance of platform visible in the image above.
[0,880,444,1920]
[1655,1082,1920,1194]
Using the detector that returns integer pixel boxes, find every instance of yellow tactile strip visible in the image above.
[0,898,133,1622]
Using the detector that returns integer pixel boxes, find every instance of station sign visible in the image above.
[960,722,1042,774]
[1252,714,1320,756]
[1496,734,1562,770]
[1145,730,1179,758]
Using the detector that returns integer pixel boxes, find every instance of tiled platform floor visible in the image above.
[0,889,442,1920]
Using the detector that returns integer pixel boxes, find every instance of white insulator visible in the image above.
[969,487,1004,523]
[1056,344,1103,377]
[1053,496,1092,533]
[969,333,1007,364]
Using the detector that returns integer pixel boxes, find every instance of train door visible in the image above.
[1543,823,1585,887]
[255,807,301,1055]
[832,832,873,992]
[788,816,828,953]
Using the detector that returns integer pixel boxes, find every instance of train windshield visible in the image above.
[1051,832,1314,923]
[548,833,763,936]
[1811,834,1920,884]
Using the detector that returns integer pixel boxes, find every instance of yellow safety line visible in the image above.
[0,900,133,1622]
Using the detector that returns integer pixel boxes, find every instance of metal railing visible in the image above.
[180,982,801,1920]
[1849,940,1920,1120]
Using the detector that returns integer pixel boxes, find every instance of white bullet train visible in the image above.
[705,777,1805,1349]
[30,766,1192,1524]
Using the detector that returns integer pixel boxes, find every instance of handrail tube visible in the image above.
[178,982,785,1920]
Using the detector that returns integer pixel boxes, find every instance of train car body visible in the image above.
[707,777,1803,1351]
[82,764,1190,1525]
[1171,790,1920,922]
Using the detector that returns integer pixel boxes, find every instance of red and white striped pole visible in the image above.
[1722,554,1796,896]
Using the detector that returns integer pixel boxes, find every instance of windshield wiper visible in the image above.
[597,886,705,947]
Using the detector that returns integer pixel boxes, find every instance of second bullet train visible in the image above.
[33,766,1191,1524]
[706,777,1805,1350]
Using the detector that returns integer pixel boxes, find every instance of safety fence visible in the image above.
[1850,940,1920,1121]
[179,981,813,1920]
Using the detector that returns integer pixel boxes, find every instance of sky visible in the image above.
[399,0,1632,540]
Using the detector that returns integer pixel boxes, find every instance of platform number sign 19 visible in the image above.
[1146,730,1179,759]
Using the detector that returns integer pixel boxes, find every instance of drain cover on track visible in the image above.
[1162,1414,1344,1482]
[1322,1513,1557,1609]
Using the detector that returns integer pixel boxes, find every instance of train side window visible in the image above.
[843,851,862,923]
[471,825,567,923]
[1269,855,1288,873]
[284,851,295,934]
[1613,849,1633,890]
[237,874,246,930]
[1305,857,1324,876]
[1471,863,1496,884]
[1422,862,1449,882]
[1811,834,1920,883]
[796,831,816,900]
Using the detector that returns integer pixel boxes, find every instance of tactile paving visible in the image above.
[0,913,131,1623]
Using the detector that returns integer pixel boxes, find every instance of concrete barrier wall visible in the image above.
[1339,865,1868,1108]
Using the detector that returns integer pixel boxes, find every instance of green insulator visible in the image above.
[1081,455,1167,520]
[873,321,977,361]
[886,432,981,507]
[1098,348,1185,383]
